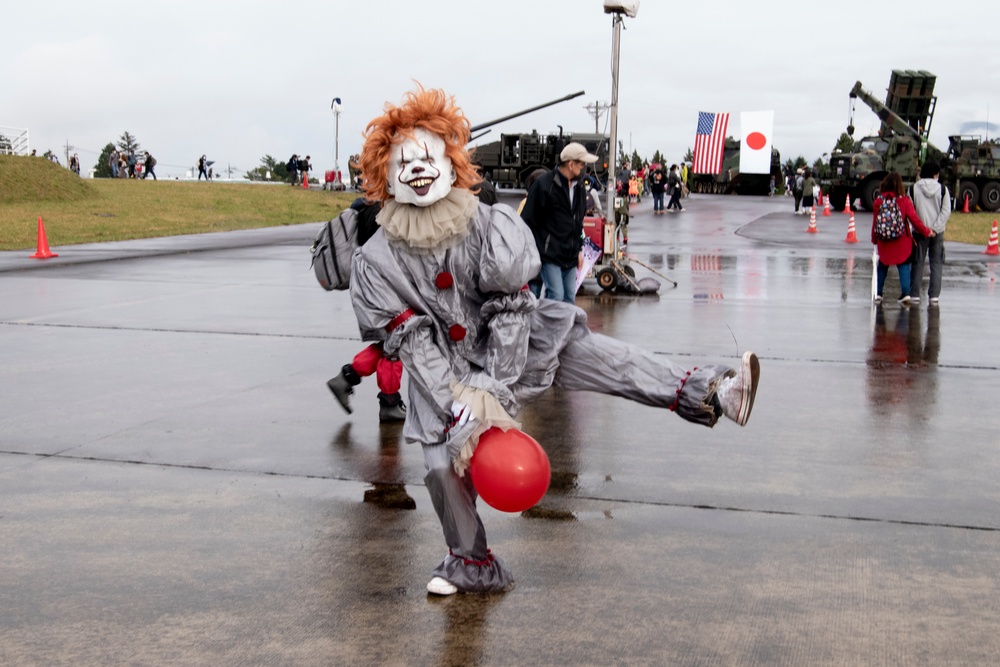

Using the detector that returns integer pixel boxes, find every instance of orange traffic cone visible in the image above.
[806,207,818,234]
[985,219,1000,255]
[845,212,858,243]
[30,216,58,259]
[963,193,970,213]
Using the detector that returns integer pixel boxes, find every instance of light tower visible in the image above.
[331,97,346,191]
[603,0,639,259]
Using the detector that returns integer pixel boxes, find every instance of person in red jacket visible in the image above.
[872,172,935,305]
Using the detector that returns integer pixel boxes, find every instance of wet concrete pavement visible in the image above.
[2,193,1000,665]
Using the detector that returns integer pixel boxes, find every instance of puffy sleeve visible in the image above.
[479,204,541,292]
[477,205,541,392]
[349,247,407,343]
[350,248,455,428]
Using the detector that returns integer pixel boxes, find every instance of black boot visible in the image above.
[378,392,407,422]
[327,364,361,414]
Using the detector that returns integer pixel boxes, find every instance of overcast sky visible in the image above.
[3,0,997,179]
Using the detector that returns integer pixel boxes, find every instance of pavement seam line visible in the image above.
[3,449,998,534]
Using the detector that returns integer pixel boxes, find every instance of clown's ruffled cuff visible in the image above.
[449,381,521,476]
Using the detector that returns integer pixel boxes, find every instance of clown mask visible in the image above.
[386,128,456,206]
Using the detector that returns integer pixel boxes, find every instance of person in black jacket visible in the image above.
[649,167,666,214]
[141,152,157,180]
[520,142,597,303]
[666,164,685,212]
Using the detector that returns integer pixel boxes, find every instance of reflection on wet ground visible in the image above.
[865,305,941,427]
[5,194,1000,663]
[364,483,416,510]
[427,589,505,667]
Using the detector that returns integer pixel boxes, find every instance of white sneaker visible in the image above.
[715,352,760,427]
[427,576,458,596]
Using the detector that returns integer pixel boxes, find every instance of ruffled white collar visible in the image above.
[377,188,479,251]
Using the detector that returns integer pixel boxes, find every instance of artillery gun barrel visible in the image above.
[850,81,930,143]
[470,91,586,133]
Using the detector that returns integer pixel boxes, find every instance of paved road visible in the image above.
[2,193,1000,666]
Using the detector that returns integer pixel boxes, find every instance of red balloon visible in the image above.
[470,428,551,512]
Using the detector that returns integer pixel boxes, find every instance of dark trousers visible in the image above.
[667,189,683,210]
[652,191,664,211]
[911,233,944,299]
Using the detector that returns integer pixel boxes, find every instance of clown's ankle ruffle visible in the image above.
[431,549,514,594]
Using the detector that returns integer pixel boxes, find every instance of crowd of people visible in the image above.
[106,149,158,180]
[286,154,312,186]
[613,162,690,209]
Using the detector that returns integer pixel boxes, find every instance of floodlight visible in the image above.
[603,0,639,17]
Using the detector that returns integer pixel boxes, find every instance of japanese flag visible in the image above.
[739,110,774,174]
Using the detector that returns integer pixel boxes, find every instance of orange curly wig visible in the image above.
[360,85,481,204]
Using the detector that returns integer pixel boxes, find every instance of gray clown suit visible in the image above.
[350,187,736,593]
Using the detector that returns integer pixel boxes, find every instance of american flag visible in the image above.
[692,111,729,174]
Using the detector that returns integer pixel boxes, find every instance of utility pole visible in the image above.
[584,100,610,134]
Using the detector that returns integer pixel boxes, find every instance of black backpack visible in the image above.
[310,210,361,291]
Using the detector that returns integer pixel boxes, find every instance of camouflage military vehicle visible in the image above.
[946,135,1000,211]
[689,137,781,196]
[474,129,610,190]
[467,91,611,189]
[828,70,1000,212]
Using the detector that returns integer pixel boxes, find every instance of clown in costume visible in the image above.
[350,87,761,596]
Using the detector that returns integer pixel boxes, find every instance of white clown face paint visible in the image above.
[386,128,456,206]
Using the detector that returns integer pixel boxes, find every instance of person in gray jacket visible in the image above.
[911,160,951,304]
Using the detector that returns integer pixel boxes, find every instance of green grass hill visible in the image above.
[0,154,353,251]
[0,153,95,205]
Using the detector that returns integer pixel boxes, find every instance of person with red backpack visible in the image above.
[871,172,936,305]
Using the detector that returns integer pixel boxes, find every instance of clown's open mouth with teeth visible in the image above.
[405,176,437,196]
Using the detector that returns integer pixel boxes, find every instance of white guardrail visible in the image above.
[0,126,30,155]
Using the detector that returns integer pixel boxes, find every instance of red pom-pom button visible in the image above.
[435,272,454,289]
[448,324,466,341]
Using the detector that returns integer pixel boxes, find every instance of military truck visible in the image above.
[688,137,782,196]
[946,134,1000,211]
[828,70,1000,212]
[465,91,610,190]
[473,129,610,190]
